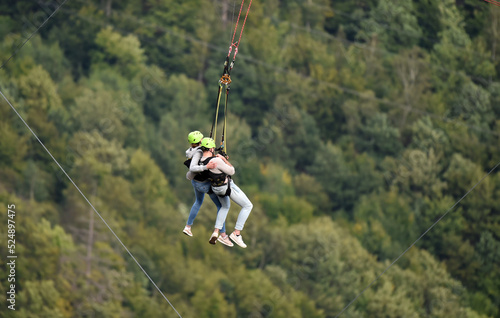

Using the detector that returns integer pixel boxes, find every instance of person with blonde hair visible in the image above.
[199,137,253,248]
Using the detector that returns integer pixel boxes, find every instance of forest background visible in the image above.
[0,0,499,317]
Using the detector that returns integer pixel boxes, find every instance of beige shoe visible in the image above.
[217,235,234,247]
[183,226,193,237]
[229,232,247,248]
[209,231,218,245]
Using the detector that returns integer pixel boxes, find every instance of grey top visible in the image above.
[186,146,208,180]
[187,147,207,173]
[185,146,197,158]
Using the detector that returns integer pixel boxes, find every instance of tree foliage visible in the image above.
[1,0,499,317]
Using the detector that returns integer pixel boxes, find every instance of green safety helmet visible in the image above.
[188,131,203,144]
[200,137,216,149]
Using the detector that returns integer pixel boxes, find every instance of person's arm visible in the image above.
[186,170,195,180]
[189,150,217,173]
[189,149,206,173]
[213,157,235,176]
[216,154,233,167]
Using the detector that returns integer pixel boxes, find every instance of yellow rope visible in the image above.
[223,88,228,153]
[212,83,223,141]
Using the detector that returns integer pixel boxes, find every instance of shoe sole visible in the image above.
[209,235,218,245]
[182,230,192,237]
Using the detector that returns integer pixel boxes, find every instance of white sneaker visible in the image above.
[218,235,234,247]
[229,232,247,248]
[183,226,193,237]
[209,231,218,245]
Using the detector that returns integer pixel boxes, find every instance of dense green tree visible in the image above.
[325,0,378,41]
[307,142,383,212]
[358,0,422,51]
[390,148,446,199]
[389,47,432,129]
[71,88,128,143]
[0,122,28,171]
[93,26,146,79]
[15,65,67,159]
[412,0,442,50]
[450,80,494,127]
[13,36,72,83]
[16,280,73,318]
[2,1,500,316]
[341,96,379,136]
[259,99,321,171]
[357,113,403,157]
[352,191,416,259]
[409,116,450,154]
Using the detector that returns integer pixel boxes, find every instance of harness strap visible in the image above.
[202,157,227,187]
[220,86,229,155]
[210,83,223,139]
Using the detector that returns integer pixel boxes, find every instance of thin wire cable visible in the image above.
[334,159,500,317]
[0,90,183,318]
[0,0,69,70]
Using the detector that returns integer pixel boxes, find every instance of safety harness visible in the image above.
[201,156,232,196]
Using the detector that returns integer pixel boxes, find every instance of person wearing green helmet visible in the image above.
[185,130,204,163]
[183,131,230,244]
[200,137,253,248]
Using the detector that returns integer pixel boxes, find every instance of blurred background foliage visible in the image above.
[0,0,499,317]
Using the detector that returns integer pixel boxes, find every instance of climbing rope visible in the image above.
[483,0,500,7]
[210,0,252,157]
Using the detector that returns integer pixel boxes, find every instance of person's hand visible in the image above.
[216,153,229,160]
[206,161,217,169]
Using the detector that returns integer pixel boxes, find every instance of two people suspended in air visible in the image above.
[183,131,253,248]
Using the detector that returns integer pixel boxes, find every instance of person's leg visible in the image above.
[186,180,206,227]
[228,180,252,248]
[209,192,233,246]
[210,195,230,244]
[214,195,230,230]
[208,192,226,234]
[229,180,253,232]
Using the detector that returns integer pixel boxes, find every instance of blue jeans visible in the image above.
[187,180,226,233]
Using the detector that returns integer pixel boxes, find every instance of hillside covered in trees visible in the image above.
[0,0,499,317]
